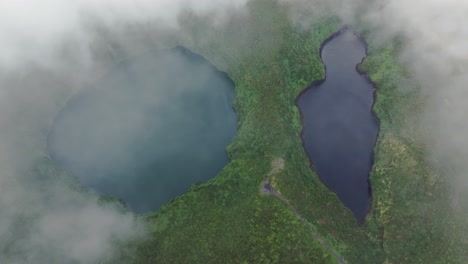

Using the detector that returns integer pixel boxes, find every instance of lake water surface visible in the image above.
[48,47,236,213]
[297,29,379,222]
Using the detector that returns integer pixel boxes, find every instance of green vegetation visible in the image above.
[36,0,467,263]
[123,1,385,263]
[109,1,468,263]
[361,42,468,263]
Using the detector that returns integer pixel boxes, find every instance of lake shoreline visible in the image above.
[46,46,237,213]
[295,26,381,224]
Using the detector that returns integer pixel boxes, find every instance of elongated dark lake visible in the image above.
[297,29,379,222]
[48,47,236,213]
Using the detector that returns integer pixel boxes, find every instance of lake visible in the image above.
[297,29,379,222]
[48,47,236,213]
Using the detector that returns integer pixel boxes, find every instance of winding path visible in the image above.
[261,181,346,264]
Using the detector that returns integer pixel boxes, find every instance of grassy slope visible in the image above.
[32,0,466,263]
[126,1,384,263]
[361,42,468,263]
[132,2,468,261]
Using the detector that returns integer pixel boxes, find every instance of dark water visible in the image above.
[48,47,236,213]
[297,29,379,222]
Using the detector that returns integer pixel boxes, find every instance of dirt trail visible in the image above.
[261,158,346,264]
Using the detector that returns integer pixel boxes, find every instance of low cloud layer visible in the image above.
[0,0,247,70]
[1,0,468,263]
[0,1,246,263]
[357,0,468,207]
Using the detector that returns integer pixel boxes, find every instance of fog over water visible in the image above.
[48,47,236,213]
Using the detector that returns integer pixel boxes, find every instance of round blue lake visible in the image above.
[48,47,236,213]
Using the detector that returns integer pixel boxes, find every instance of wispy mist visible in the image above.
[1,0,468,263]
[284,0,468,209]
[0,1,245,263]
[354,0,468,210]
[0,0,247,70]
